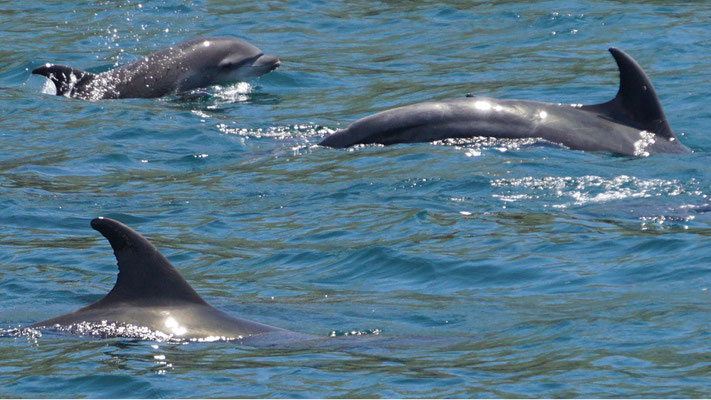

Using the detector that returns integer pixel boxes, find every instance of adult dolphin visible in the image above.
[319,48,689,156]
[29,217,308,343]
[32,37,280,100]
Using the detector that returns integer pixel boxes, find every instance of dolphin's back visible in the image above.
[102,37,259,99]
[320,48,689,156]
[320,97,537,148]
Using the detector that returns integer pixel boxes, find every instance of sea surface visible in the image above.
[2,0,711,398]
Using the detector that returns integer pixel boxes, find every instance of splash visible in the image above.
[0,326,43,343]
[328,328,382,337]
[212,81,253,103]
[8,322,249,343]
[633,130,656,157]
[176,82,255,108]
[491,175,700,207]
[53,321,180,342]
[217,123,335,140]
[433,137,542,156]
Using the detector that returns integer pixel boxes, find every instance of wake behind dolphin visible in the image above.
[29,217,309,343]
[319,48,690,156]
[32,37,280,100]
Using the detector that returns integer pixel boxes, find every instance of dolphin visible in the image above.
[32,37,280,100]
[319,48,690,156]
[29,217,302,342]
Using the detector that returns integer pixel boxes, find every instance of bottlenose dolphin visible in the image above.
[32,37,280,100]
[319,48,689,156]
[30,217,299,342]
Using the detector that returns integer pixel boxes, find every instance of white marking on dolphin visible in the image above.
[319,48,690,156]
[29,217,311,343]
[32,37,280,100]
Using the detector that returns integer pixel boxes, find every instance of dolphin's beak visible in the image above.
[255,54,281,71]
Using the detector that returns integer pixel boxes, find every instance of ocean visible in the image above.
[2,0,711,397]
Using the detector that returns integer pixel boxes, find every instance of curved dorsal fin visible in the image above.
[32,64,96,97]
[90,217,208,307]
[581,48,675,140]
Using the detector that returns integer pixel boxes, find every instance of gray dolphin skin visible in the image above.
[319,48,690,156]
[30,217,292,341]
[32,37,280,100]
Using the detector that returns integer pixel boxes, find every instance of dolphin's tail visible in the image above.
[32,64,96,97]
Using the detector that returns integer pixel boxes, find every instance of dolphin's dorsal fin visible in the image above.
[32,64,96,97]
[89,217,208,307]
[581,48,675,140]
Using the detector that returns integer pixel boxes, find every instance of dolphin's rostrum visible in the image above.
[30,217,294,341]
[319,48,689,156]
[32,37,280,100]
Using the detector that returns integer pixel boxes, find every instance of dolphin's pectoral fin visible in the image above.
[581,48,675,140]
[89,217,208,307]
[31,64,96,97]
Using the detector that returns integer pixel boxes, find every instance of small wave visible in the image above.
[64,322,179,341]
[0,326,43,342]
[433,137,548,157]
[211,82,253,103]
[176,82,253,107]
[7,322,256,344]
[328,328,382,337]
[491,175,700,207]
[216,123,335,140]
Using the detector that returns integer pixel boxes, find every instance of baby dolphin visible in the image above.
[30,217,296,342]
[32,37,280,100]
[319,48,689,156]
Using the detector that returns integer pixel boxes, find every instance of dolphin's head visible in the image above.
[206,37,280,83]
[216,53,281,83]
